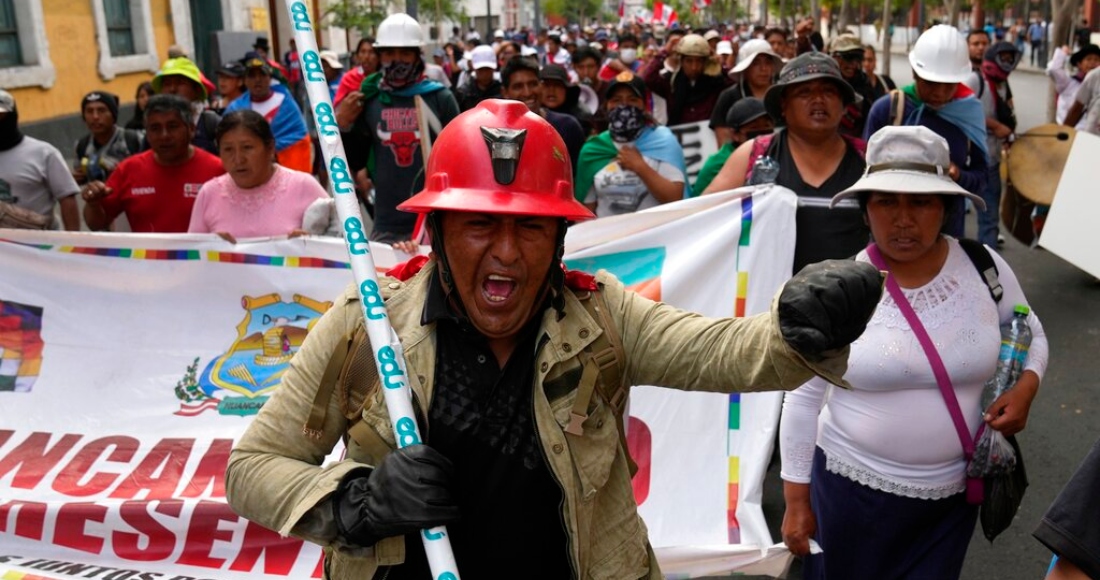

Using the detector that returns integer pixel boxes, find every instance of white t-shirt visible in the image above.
[1074,66,1100,135]
[0,137,79,224]
[779,238,1049,499]
[584,144,684,218]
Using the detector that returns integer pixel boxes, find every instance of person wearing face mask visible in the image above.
[599,33,644,82]
[342,13,460,247]
[864,25,989,240]
[965,40,1022,248]
[575,72,689,217]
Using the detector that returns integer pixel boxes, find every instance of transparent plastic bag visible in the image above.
[967,428,1018,478]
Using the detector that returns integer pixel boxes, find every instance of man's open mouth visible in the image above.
[483,274,517,303]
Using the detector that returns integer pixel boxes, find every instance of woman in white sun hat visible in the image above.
[709,38,783,146]
[779,125,1048,579]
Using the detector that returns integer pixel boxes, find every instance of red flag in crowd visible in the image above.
[652,2,679,26]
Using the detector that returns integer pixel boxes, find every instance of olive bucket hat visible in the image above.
[763,51,858,120]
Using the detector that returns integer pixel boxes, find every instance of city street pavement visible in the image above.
[740,55,1100,580]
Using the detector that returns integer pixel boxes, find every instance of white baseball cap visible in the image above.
[318,50,344,69]
[470,45,498,70]
[716,40,734,55]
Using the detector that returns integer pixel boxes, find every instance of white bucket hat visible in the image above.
[831,125,986,209]
[729,38,783,78]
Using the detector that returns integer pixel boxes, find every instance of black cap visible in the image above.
[242,51,272,74]
[218,61,245,77]
[539,64,572,85]
[605,71,647,98]
[726,97,768,129]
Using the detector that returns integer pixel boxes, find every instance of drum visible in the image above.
[1001,181,1036,246]
[1006,124,1076,205]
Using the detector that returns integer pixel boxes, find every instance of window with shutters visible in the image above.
[0,1,55,89]
[103,0,135,56]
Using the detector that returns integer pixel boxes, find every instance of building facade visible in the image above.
[1,0,358,152]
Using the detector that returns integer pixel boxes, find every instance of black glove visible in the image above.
[777,260,884,362]
[332,445,460,547]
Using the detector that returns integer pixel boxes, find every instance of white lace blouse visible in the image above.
[779,238,1049,499]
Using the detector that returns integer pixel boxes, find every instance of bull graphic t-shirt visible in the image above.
[356,88,459,239]
[102,149,225,232]
[377,107,421,169]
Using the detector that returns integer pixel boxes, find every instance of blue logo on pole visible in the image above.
[330,158,353,193]
[359,279,386,319]
[314,103,338,136]
[302,50,324,82]
[344,216,368,255]
[378,346,406,390]
[395,416,420,446]
[290,2,312,31]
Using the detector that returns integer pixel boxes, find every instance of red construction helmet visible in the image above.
[399,99,595,221]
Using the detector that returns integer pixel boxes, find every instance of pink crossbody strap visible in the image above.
[865,244,984,503]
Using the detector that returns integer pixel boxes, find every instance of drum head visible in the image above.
[1007,124,1076,205]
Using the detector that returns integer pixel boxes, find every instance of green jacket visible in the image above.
[694,142,735,194]
[226,259,850,579]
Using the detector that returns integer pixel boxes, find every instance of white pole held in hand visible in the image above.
[283,2,460,577]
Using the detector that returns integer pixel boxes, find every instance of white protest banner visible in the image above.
[0,185,798,579]
[0,234,399,580]
[565,186,799,577]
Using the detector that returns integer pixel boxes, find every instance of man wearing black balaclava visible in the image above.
[0,89,81,230]
[341,13,460,249]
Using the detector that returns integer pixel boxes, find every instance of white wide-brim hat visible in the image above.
[831,125,987,210]
[730,39,783,78]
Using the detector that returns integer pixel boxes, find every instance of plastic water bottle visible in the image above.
[980,304,1033,412]
[748,155,779,185]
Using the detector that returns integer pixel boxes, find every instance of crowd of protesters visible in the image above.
[0,13,1088,247]
[3,8,1099,579]
[6,13,1092,249]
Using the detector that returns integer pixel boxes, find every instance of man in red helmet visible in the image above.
[226,100,884,579]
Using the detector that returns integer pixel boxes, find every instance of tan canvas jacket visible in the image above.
[226,259,849,579]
